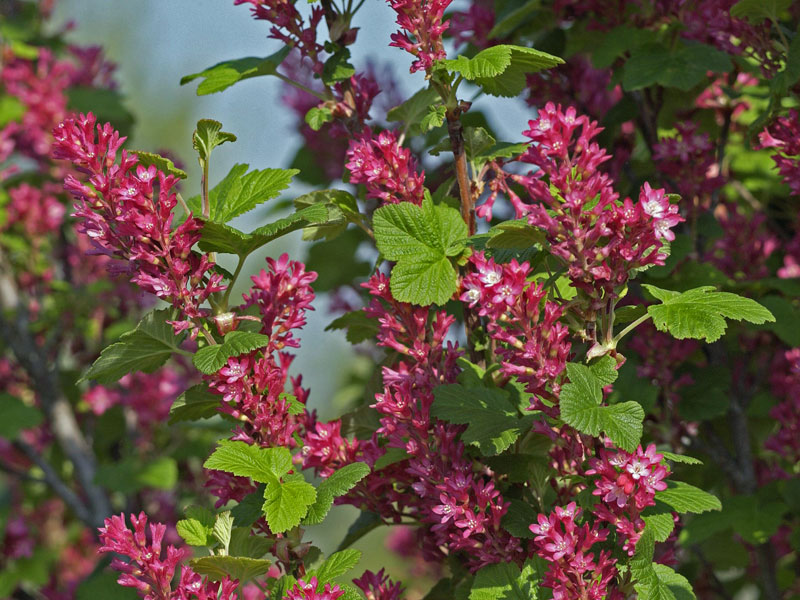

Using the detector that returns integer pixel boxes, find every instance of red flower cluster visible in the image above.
[98,513,237,600]
[460,252,571,405]
[52,114,225,335]
[517,103,681,296]
[353,569,404,600]
[387,0,453,73]
[337,273,522,570]
[345,129,425,205]
[586,443,670,554]
[530,502,621,600]
[284,577,344,600]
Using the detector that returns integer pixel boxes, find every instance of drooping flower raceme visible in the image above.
[52,114,225,335]
[387,0,453,73]
[98,512,237,600]
[586,443,671,554]
[530,502,622,600]
[518,103,683,297]
[345,129,425,205]
[460,252,571,406]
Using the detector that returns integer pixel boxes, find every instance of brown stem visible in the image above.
[446,111,476,236]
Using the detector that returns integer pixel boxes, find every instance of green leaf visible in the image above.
[474,142,529,164]
[642,513,676,543]
[660,452,702,465]
[229,527,271,558]
[325,310,379,344]
[133,150,188,179]
[197,204,330,257]
[623,43,732,91]
[390,252,459,307]
[431,385,535,455]
[232,485,267,528]
[303,462,371,525]
[0,395,43,439]
[631,526,696,600]
[176,507,215,546]
[444,45,564,97]
[559,362,644,452]
[189,556,272,582]
[187,163,298,223]
[373,196,467,306]
[192,119,237,163]
[322,48,356,85]
[169,385,221,424]
[421,104,447,132]
[293,189,358,241]
[85,309,184,383]
[76,572,139,600]
[175,521,210,548]
[386,87,441,137]
[643,285,775,342]
[192,331,272,375]
[181,48,291,95]
[730,0,791,23]
[212,511,234,553]
[655,481,721,515]
[501,499,539,539]
[469,560,538,600]
[311,549,362,583]
[0,96,24,127]
[203,440,292,483]
[305,106,334,131]
[262,474,317,533]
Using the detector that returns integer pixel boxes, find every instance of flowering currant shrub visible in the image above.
[3,0,800,599]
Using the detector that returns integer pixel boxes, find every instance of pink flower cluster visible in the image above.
[302,418,359,477]
[337,273,522,570]
[586,443,670,554]
[653,121,725,202]
[460,252,571,405]
[759,111,800,279]
[353,569,404,600]
[209,254,316,449]
[530,502,621,600]
[345,129,425,205]
[99,513,237,600]
[233,0,324,69]
[285,577,344,600]
[759,109,800,196]
[387,0,453,73]
[52,114,225,334]
[516,103,681,297]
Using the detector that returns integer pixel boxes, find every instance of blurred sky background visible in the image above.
[48,0,532,582]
